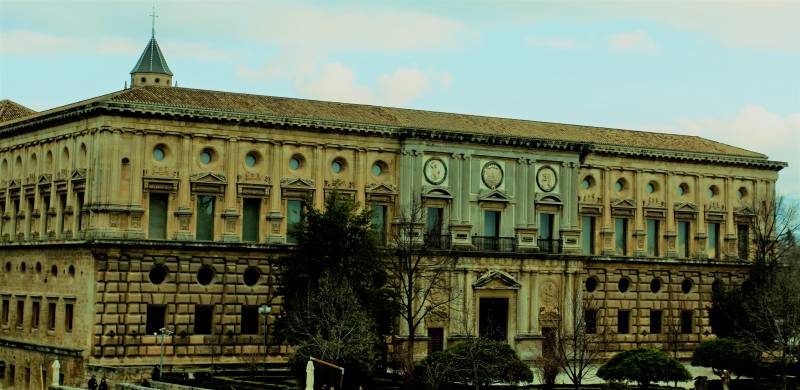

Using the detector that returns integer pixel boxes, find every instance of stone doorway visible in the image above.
[479,297,508,342]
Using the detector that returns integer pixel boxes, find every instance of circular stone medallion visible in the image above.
[424,157,447,185]
[481,161,504,189]
[537,166,558,192]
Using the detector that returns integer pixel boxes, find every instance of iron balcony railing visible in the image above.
[537,238,563,254]
[472,236,517,252]
[424,234,452,250]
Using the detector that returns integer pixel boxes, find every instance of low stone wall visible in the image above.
[148,380,212,390]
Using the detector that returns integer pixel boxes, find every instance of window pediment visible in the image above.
[190,172,227,184]
[422,186,453,199]
[281,177,315,189]
[472,270,521,290]
[537,193,563,205]
[478,189,511,203]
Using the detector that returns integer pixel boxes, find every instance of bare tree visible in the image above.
[555,286,609,389]
[750,195,799,267]
[385,197,460,381]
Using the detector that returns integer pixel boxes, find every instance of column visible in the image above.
[221,137,239,242]
[173,135,193,240]
[665,172,676,257]
[518,271,530,334]
[601,168,613,255]
[530,272,540,334]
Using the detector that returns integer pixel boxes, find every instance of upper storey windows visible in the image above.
[153,145,167,161]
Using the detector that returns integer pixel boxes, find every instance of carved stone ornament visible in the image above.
[536,166,557,192]
[481,161,503,189]
[424,157,447,185]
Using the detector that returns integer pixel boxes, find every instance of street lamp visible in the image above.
[155,327,174,378]
[258,305,272,372]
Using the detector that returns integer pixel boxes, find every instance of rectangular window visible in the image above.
[539,213,554,239]
[615,218,628,255]
[241,305,259,335]
[617,310,630,334]
[196,195,215,241]
[65,303,73,332]
[677,221,690,258]
[737,224,749,260]
[649,310,662,334]
[194,305,214,335]
[59,194,67,234]
[145,305,166,335]
[681,310,693,334]
[426,207,443,236]
[707,223,720,259]
[427,327,444,355]
[286,200,303,244]
[9,364,15,386]
[48,302,56,330]
[24,367,30,387]
[646,219,660,257]
[148,193,168,239]
[76,192,84,232]
[581,216,595,255]
[242,198,260,242]
[585,309,597,334]
[13,198,20,234]
[31,301,40,329]
[16,299,23,327]
[484,210,500,237]
[43,196,50,233]
[2,299,8,324]
[26,197,34,237]
[371,204,387,244]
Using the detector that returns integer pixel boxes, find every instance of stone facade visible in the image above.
[0,36,786,389]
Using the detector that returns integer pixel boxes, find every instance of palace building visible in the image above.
[0,31,786,388]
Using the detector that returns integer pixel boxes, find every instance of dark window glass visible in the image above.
[76,192,84,232]
[196,195,215,241]
[585,277,598,293]
[581,216,595,255]
[585,309,597,334]
[43,196,50,233]
[26,197,34,237]
[707,223,720,259]
[65,303,73,332]
[1,299,7,324]
[617,310,630,334]
[681,278,693,294]
[618,278,630,293]
[48,302,56,330]
[649,310,662,334]
[242,198,260,242]
[371,204,386,244]
[59,194,67,233]
[681,310,693,334]
[197,266,214,286]
[646,219,659,256]
[146,305,166,335]
[426,207,443,236]
[194,305,214,334]
[539,213,554,239]
[650,278,662,293]
[31,301,39,328]
[737,224,749,260]
[243,267,260,287]
[15,300,23,326]
[677,221,690,258]
[483,210,500,237]
[149,265,168,285]
[286,200,303,244]
[148,193,168,239]
[427,327,444,355]
[241,306,259,335]
[615,218,628,255]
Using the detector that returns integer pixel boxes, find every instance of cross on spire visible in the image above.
[149,3,158,37]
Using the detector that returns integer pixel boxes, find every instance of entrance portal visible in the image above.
[479,297,509,341]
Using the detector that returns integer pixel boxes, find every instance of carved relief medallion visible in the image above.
[541,279,558,308]
[481,161,503,189]
[424,157,447,185]
[537,166,557,192]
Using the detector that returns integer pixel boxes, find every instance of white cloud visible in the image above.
[665,106,800,196]
[526,37,579,49]
[0,30,79,54]
[295,63,374,104]
[608,31,659,53]
[378,68,431,106]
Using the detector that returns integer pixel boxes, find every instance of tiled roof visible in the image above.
[108,86,766,158]
[0,99,36,123]
[130,37,173,76]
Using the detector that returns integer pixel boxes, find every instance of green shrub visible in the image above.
[691,337,758,378]
[597,348,691,389]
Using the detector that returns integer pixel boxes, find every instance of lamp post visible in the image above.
[155,327,174,378]
[258,305,272,373]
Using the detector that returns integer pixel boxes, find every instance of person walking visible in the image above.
[88,376,98,390]
[98,378,108,390]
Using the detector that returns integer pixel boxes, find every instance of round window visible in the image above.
[36,262,42,273]
[5,262,11,271]
[646,182,656,194]
[681,278,693,294]
[332,160,343,173]
[149,265,168,285]
[243,267,261,287]
[153,146,166,161]
[712,279,724,292]
[585,276,598,292]
[140,77,146,83]
[245,153,258,167]
[200,149,213,165]
[197,266,215,285]
[708,185,718,199]
[372,163,383,177]
[155,78,160,83]
[289,157,301,170]
[618,277,630,293]
[581,177,593,189]
[20,262,26,272]
[678,183,689,196]
[68,265,75,277]
[650,278,661,293]
[737,187,747,199]
[51,265,58,277]
[615,179,625,193]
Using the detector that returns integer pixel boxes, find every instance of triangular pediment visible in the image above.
[281,177,315,189]
[8,179,21,188]
[37,174,52,184]
[365,183,398,194]
[70,169,86,180]
[190,172,227,184]
[734,206,755,215]
[479,189,511,203]
[472,270,521,289]
[674,202,698,212]
[612,198,636,208]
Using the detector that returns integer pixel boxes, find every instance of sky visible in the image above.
[1,0,798,197]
